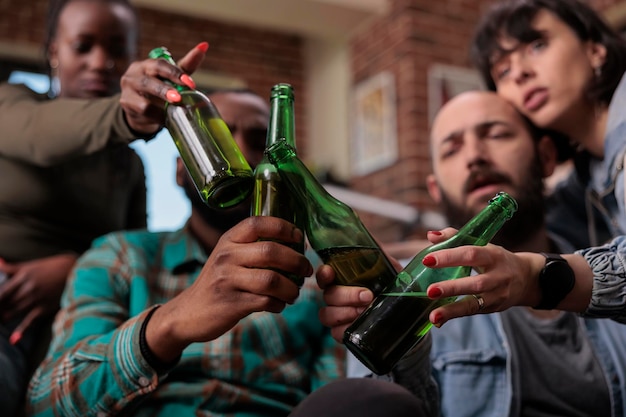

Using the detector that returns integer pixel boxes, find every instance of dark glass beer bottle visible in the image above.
[265,139,397,295]
[344,192,517,375]
[148,47,253,209]
[251,83,306,285]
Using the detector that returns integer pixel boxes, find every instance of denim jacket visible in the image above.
[548,73,626,322]
[429,312,626,417]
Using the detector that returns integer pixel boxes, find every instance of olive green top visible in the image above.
[0,82,150,261]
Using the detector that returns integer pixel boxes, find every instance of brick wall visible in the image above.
[348,0,622,242]
[0,0,308,154]
[0,0,622,243]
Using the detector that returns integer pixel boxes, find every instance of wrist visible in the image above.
[144,304,188,365]
[533,253,576,310]
[519,252,545,308]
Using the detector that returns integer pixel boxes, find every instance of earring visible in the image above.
[106,60,115,70]
[50,58,59,69]
[594,65,602,79]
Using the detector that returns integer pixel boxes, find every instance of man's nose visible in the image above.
[465,137,490,169]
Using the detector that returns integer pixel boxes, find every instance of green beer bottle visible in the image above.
[344,192,517,375]
[251,84,306,285]
[148,47,253,209]
[265,139,397,295]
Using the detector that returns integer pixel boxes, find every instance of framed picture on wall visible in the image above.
[351,71,398,176]
[427,64,485,126]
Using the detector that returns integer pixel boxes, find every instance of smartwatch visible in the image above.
[534,253,575,310]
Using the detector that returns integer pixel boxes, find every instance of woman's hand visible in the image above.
[422,228,544,327]
[0,253,78,330]
[119,42,209,135]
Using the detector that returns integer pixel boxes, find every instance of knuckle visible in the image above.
[245,215,265,230]
[256,269,281,289]
[257,241,277,258]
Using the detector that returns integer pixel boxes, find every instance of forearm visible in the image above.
[0,84,153,166]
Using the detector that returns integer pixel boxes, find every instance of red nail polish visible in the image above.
[10,331,22,345]
[180,74,196,90]
[422,255,436,267]
[432,313,443,326]
[166,89,181,103]
[428,286,443,298]
[195,41,209,52]
[428,230,443,236]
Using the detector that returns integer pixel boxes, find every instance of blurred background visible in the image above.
[1,0,624,244]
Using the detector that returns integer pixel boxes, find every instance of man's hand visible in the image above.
[145,216,312,362]
[316,264,373,343]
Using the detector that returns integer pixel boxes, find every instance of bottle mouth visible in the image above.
[489,191,518,219]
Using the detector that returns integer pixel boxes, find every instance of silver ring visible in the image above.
[472,294,485,311]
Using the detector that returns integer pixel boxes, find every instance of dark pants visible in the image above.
[289,378,428,417]
[0,317,51,417]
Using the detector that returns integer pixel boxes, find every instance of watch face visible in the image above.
[537,253,575,310]
[545,260,574,283]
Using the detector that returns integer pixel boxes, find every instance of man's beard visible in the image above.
[182,174,250,234]
[438,153,546,250]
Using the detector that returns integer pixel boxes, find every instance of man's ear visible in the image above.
[426,173,442,204]
[537,135,558,178]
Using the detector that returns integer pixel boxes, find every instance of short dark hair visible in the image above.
[470,0,626,106]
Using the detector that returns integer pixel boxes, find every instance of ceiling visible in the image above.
[132,0,389,40]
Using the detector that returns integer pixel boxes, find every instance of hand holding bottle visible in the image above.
[148,47,254,209]
[315,264,374,343]
[120,42,209,135]
[144,216,312,364]
[422,228,592,326]
[251,84,306,285]
[344,192,517,375]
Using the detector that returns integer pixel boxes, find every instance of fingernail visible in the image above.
[166,89,181,103]
[422,255,436,267]
[359,290,373,303]
[195,41,209,52]
[9,331,22,345]
[428,230,443,236]
[180,74,196,90]
[431,313,443,326]
[427,286,443,298]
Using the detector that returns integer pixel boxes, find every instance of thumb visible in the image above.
[426,227,458,244]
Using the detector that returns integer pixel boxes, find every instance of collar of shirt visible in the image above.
[162,226,207,275]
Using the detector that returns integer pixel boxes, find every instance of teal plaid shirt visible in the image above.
[27,227,345,417]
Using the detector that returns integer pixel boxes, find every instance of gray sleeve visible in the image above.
[370,333,440,417]
[576,236,626,323]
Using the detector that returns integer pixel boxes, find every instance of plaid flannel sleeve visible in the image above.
[26,235,163,417]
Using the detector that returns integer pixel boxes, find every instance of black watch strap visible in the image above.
[535,252,575,310]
